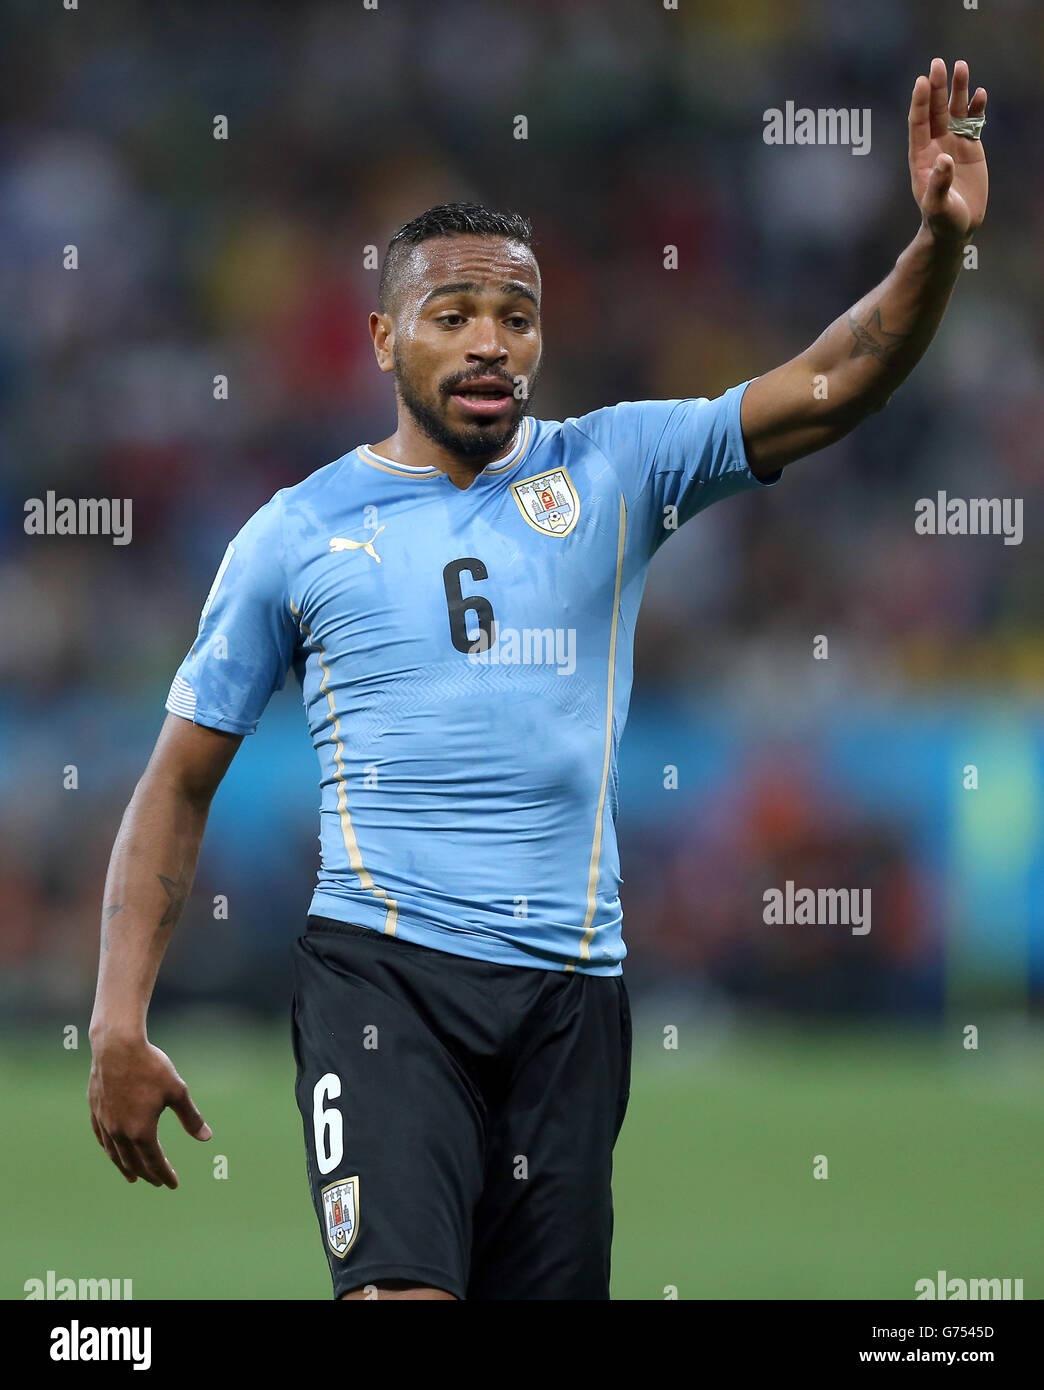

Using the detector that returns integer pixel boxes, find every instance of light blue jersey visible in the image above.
[166,379,779,973]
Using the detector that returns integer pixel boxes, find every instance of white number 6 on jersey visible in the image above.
[312,1072,343,1175]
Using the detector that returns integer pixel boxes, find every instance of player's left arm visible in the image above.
[741,58,988,479]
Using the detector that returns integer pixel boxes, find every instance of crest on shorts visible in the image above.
[321,1176,360,1259]
[511,468,580,537]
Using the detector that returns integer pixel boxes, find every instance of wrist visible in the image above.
[89,1016,148,1050]
[917,217,973,255]
[902,221,968,282]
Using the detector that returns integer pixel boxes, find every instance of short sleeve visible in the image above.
[570,379,781,555]
[165,492,297,735]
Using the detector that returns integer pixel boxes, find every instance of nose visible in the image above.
[464,317,509,366]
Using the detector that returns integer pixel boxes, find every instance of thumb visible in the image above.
[925,154,955,207]
[170,1085,212,1141]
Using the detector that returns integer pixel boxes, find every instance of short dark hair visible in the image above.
[377,202,535,315]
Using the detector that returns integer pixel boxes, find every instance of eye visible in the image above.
[506,315,532,329]
[436,313,466,326]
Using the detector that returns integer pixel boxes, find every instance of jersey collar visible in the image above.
[356,417,532,480]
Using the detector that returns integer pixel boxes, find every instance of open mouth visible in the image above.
[448,380,515,417]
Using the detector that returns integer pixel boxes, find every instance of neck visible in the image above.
[370,414,521,491]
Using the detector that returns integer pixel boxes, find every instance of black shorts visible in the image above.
[290,915,632,1300]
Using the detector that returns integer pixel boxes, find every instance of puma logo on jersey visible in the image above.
[329,526,384,563]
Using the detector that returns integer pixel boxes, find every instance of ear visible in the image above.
[370,311,395,373]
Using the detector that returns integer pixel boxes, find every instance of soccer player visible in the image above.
[89,61,986,1300]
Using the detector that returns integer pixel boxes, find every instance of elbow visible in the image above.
[864,389,893,415]
[826,389,892,431]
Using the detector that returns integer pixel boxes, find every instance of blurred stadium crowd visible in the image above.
[1,1,1040,1020]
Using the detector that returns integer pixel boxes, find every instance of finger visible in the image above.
[929,57,950,139]
[908,74,931,156]
[169,1083,212,1141]
[112,1131,161,1184]
[949,59,970,118]
[969,87,987,118]
[92,1115,137,1183]
[924,155,955,211]
[92,1117,136,1186]
[128,1136,178,1189]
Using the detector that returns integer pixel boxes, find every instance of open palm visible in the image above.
[909,58,988,242]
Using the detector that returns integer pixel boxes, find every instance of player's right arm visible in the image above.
[89,491,295,1187]
[88,714,243,1188]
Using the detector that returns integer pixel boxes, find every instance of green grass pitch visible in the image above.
[3,1019,1040,1299]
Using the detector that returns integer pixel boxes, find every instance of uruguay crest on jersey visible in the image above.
[321,1176,360,1258]
[510,467,580,536]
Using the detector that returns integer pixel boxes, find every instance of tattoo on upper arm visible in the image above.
[101,902,122,952]
[848,307,910,362]
[157,873,188,928]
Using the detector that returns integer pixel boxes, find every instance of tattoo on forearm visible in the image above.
[157,873,188,928]
[101,902,123,952]
[848,307,910,362]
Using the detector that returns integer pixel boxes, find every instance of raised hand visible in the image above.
[909,58,988,244]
